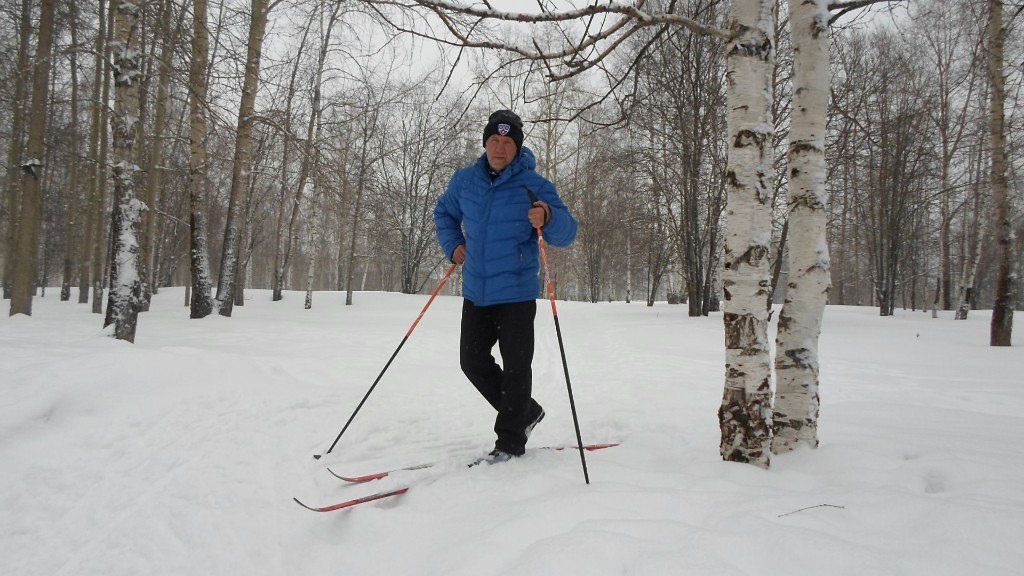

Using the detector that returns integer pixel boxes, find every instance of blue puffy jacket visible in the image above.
[435,146,577,307]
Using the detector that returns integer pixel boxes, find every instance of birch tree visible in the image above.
[304,183,324,309]
[188,0,214,318]
[772,0,830,453]
[90,4,115,314]
[717,0,776,467]
[956,130,988,319]
[104,0,147,343]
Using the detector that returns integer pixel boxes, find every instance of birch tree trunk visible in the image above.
[299,2,339,307]
[304,190,322,309]
[188,0,214,318]
[987,0,1014,346]
[718,0,776,468]
[104,0,146,342]
[345,164,366,306]
[956,140,987,320]
[9,0,56,316]
[772,0,830,453]
[216,0,270,317]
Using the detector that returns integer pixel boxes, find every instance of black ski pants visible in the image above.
[460,299,542,455]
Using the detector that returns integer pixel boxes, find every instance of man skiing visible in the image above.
[434,109,578,463]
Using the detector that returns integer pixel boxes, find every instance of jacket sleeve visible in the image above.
[434,174,466,262]
[535,180,577,247]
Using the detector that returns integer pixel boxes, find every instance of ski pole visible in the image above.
[314,262,458,460]
[529,190,590,484]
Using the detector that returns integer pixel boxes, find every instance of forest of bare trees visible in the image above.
[1,0,1021,459]
[2,0,1019,315]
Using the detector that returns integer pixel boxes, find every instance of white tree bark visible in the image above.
[104,0,146,343]
[304,193,321,310]
[955,148,986,320]
[772,0,831,454]
[718,0,776,468]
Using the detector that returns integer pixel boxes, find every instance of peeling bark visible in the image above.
[772,0,831,453]
[718,0,776,468]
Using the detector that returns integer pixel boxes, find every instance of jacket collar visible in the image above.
[476,146,537,181]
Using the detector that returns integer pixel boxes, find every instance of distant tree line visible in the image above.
[1,0,1020,332]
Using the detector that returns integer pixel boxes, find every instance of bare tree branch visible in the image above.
[364,0,729,82]
[378,0,726,38]
[828,0,908,25]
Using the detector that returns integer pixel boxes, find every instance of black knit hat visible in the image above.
[482,109,524,152]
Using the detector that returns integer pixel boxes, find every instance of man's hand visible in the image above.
[529,201,551,229]
[452,244,466,265]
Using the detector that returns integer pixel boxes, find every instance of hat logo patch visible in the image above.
[498,123,511,136]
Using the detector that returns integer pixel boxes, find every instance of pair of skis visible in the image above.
[293,443,619,512]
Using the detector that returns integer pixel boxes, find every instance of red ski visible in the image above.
[326,462,433,483]
[293,487,409,512]
[325,443,619,483]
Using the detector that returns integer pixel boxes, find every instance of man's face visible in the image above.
[485,135,518,172]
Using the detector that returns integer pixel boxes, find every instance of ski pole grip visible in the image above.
[526,188,547,231]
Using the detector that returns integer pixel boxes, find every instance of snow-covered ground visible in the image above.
[2,288,1022,575]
